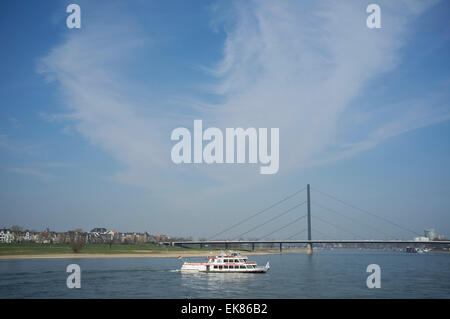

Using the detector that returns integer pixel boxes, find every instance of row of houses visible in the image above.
[0,229,38,243]
[0,227,189,244]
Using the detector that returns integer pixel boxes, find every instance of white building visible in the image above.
[0,229,14,243]
[424,229,436,240]
[23,231,32,241]
[414,236,430,242]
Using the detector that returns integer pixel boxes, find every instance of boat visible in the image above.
[180,251,270,273]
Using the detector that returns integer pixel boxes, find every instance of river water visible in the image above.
[1,250,449,298]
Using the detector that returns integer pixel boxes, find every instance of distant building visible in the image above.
[424,229,436,240]
[0,229,14,243]
[24,231,32,241]
[14,231,33,242]
[414,236,430,242]
[90,228,108,234]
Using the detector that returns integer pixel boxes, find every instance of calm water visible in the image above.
[1,250,449,298]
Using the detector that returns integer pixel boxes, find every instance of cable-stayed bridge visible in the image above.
[165,185,450,253]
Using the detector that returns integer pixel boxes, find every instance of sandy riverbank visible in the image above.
[0,249,307,260]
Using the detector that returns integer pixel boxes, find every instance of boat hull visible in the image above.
[203,268,268,273]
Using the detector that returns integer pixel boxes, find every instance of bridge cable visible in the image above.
[232,201,307,240]
[313,214,364,239]
[312,227,330,239]
[208,186,307,240]
[260,214,307,239]
[286,228,307,240]
[312,201,392,239]
[286,227,329,240]
[311,187,421,236]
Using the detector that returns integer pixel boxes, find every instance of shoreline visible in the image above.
[0,249,307,260]
[2,248,447,260]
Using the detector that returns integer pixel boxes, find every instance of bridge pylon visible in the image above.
[306,184,313,255]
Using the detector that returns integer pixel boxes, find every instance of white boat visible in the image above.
[180,252,270,273]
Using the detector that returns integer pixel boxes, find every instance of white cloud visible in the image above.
[38,8,173,190]
[6,168,53,181]
[205,0,448,181]
[30,162,74,168]
[37,0,448,196]
[0,134,38,153]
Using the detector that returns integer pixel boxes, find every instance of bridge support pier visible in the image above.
[279,243,283,253]
[306,243,313,255]
[225,243,228,250]
[200,243,203,249]
[251,243,255,252]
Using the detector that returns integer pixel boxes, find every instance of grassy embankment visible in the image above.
[0,242,281,257]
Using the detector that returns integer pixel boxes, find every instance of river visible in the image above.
[1,250,449,298]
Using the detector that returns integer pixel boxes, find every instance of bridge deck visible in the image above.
[166,240,450,245]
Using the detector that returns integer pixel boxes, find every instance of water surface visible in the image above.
[1,250,449,298]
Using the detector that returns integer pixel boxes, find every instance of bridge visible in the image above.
[165,184,450,254]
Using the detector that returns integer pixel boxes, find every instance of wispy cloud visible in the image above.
[39,112,70,123]
[6,168,53,181]
[208,0,449,178]
[0,134,38,153]
[4,162,72,182]
[37,0,448,196]
[310,96,450,166]
[38,5,173,189]
[9,118,20,128]
[30,162,74,168]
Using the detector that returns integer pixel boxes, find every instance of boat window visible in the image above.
[219,265,223,269]
[224,265,228,269]
[214,265,218,269]
[240,265,245,269]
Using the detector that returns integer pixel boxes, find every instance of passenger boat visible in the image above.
[180,252,270,273]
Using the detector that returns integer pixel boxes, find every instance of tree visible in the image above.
[11,225,23,232]
[69,234,85,253]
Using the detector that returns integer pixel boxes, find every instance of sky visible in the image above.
[1,0,449,240]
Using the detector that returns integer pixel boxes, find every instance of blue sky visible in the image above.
[1,0,449,239]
